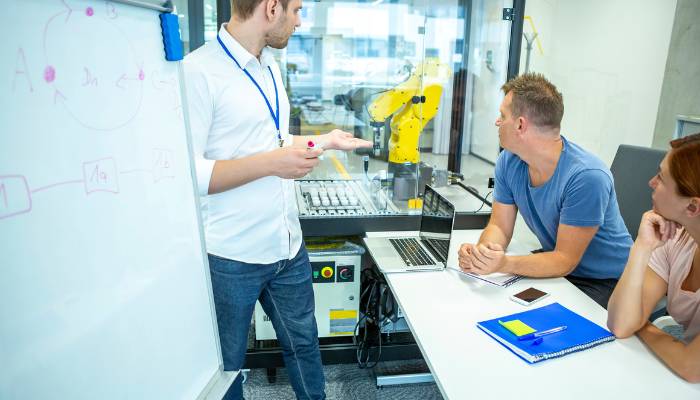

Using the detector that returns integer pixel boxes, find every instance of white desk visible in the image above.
[376,230,700,399]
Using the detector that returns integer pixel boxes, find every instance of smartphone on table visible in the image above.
[510,287,549,306]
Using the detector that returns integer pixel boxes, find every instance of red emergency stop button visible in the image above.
[321,266,333,278]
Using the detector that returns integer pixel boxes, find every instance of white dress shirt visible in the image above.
[184,25,302,263]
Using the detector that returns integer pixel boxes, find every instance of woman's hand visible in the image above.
[636,210,678,250]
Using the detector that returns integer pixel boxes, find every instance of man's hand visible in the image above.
[321,129,373,151]
[636,210,678,250]
[467,242,506,275]
[270,146,324,179]
[458,243,476,272]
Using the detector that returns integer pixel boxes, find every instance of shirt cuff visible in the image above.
[647,263,669,283]
[647,249,670,283]
[195,158,216,196]
[492,193,515,205]
[283,131,294,147]
[559,217,603,227]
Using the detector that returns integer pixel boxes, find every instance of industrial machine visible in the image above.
[295,179,400,217]
[254,242,364,340]
[367,58,451,164]
[366,58,451,200]
[326,59,451,202]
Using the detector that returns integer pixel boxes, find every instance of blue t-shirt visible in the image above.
[493,136,632,279]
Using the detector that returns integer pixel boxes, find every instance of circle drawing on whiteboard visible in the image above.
[42,2,144,131]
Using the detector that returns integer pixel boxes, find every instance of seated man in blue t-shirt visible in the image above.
[457,73,632,308]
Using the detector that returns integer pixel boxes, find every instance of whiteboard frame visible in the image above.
[177,61,237,399]
[112,0,173,12]
[2,0,234,397]
[112,3,236,396]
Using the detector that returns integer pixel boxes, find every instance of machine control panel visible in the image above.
[312,261,335,283]
[321,266,334,279]
[256,249,362,340]
[310,262,355,283]
[337,265,354,282]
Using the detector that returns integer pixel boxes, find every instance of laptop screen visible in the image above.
[419,186,455,240]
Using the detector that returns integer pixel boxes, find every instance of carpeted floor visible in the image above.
[243,359,443,400]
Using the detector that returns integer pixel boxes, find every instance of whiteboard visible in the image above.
[0,1,226,399]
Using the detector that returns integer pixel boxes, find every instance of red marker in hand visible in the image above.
[307,140,324,160]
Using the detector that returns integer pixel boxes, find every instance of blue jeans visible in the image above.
[208,245,325,400]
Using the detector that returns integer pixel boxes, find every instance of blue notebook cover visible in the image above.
[477,302,615,363]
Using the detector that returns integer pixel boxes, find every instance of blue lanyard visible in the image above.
[217,34,282,146]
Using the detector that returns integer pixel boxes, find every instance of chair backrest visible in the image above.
[609,144,666,240]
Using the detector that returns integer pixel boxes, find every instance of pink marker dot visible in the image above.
[138,70,145,81]
[86,7,94,16]
[44,66,56,83]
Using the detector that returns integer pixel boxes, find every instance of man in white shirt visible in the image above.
[184,1,371,399]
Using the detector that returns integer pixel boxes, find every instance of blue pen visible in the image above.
[518,325,567,341]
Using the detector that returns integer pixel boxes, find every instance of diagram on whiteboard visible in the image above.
[42,0,144,131]
[0,149,175,221]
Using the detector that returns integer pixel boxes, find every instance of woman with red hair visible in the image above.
[608,133,700,383]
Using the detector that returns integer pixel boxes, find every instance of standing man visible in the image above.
[184,1,371,398]
[457,73,632,308]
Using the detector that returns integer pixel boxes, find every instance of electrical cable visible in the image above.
[362,155,370,181]
[354,267,388,369]
[354,270,377,368]
[454,181,493,208]
[473,191,493,213]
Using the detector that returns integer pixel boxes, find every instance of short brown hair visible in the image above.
[668,132,700,198]
[501,73,564,129]
[231,0,291,20]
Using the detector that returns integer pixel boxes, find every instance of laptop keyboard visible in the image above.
[389,238,435,267]
[424,238,449,262]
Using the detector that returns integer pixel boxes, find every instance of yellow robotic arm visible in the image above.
[367,58,451,164]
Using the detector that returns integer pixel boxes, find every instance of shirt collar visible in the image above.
[218,24,275,69]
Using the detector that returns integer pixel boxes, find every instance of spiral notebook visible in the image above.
[447,267,522,287]
[477,302,615,363]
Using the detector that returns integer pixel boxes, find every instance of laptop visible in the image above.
[364,186,456,273]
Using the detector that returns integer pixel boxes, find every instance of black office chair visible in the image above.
[609,144,666,240]
[610,144,669,318]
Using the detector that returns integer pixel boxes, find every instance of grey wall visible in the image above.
[652,0,700,148]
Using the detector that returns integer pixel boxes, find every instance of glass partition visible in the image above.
[461,0,513,197]
[170,0,190,52]
[286,2,433,212]
[203,0,218,42]
[205,0,514,215]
